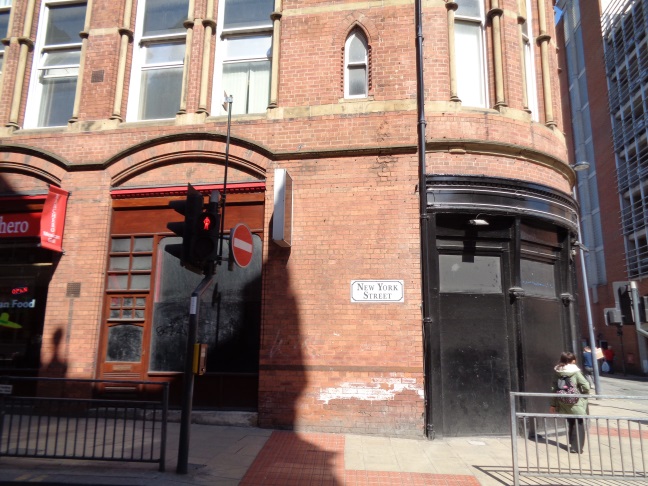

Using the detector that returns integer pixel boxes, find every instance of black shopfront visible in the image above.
[423,176,581,437]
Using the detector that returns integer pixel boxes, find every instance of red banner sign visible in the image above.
[40,185,69,252]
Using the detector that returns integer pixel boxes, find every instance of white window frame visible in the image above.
[126,0,187,122]
[212,0,273,116]
[522,0,538,120]
[24,0,85,128]
[344,30,369,99]
[0,0,12,77]
[454,0,488,108]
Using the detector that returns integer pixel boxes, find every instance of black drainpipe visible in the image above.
[415,0,434,438]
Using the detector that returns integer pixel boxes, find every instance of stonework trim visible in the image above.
[426,138,575,185]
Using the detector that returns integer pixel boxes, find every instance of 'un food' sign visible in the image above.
[350,280,404,303]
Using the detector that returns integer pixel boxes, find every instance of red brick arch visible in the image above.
[0,145,69,187]
[105,135,271,187]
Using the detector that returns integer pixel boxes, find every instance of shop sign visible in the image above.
[350,280,404,303]
[0,213,40,238]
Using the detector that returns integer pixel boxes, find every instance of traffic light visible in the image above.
[612,281,633,325]
[166,184,204,272]
[192,191,221,264]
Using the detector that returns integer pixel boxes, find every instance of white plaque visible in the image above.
[351,280,404,303]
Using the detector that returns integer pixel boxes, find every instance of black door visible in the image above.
[436,247,513,436]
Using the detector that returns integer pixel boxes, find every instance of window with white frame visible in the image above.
[454,0,488,107]
[127,0,188,121]
[214,0,273,116]
[24,0,86,128]
[344,30,369,98]
[521,0,538,120]
[0,0,11,77]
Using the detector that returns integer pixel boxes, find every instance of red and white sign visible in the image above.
[40,185,69,252]
[231,223,253,268]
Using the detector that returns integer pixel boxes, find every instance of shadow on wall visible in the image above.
[252,242,342,484]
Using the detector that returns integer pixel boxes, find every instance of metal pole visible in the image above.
[575,211,602,394]
[571,163,602,394]
[176,269,214,474]
[218,95,233,262]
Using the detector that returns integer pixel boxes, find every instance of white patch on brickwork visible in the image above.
[318,378,424,404]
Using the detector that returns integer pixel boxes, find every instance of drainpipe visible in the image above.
[415,0,434,438]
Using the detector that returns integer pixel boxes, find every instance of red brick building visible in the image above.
[0,0,578,438]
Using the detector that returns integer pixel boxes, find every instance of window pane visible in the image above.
[455,0,481,18]
[224,35,271,59]
[455,20,485,107]
[45,3,86,46]
[110,297,121,308]
[111,238,131,253]
[0,10,10,38]
[42,50,81,67]
[139,67,182,119]
[131,274,151,290]
[521,259,556,298]
[132,255,152,270]
[144,42,185,65]
[135,297,146,307]
[109,309,120,319]
[223,60,270,114]
[439,254,502,293]
[107,274,128,290]
[109,256,130,271]
[349,35,367,63]
[348,66,367,96]
[106,325,142,362]
[143,0,188,37]
[133,237,154,252]
[223,0,273,29]
[37,76,77,126]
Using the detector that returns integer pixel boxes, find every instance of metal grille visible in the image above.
[603,0,648,277]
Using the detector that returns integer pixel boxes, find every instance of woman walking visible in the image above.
[549,351,590,453]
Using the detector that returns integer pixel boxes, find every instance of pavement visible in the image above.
[0,375,646,486]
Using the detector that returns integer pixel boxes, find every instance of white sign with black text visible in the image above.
[351,280,404,303]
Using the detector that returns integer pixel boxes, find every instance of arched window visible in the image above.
[344,30,368,98]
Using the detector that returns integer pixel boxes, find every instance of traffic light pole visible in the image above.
[176,264,214,474]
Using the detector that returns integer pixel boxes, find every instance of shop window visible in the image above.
[24,0,86,128]
[150,235,262,373]
[454,0,487,107]
[344,29,369,98]
[439,253,502,293]
[127,0,188,121]
[213,0,273,115]
[0,0,11,77]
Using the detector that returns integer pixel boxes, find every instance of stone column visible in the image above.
[269,0,282,108]
[7,0,36,129]
[488,0,505,108]
[111,0,134,121]
[446,1,460,102]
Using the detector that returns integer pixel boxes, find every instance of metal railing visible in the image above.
[0,377,168,471]
[510,392,647,485]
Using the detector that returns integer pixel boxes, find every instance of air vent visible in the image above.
[66,282,81,297]
[91,70,104,83]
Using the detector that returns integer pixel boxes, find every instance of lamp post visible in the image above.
[572,160,602,394]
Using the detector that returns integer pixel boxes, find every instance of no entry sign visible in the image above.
[231,223,254,268]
